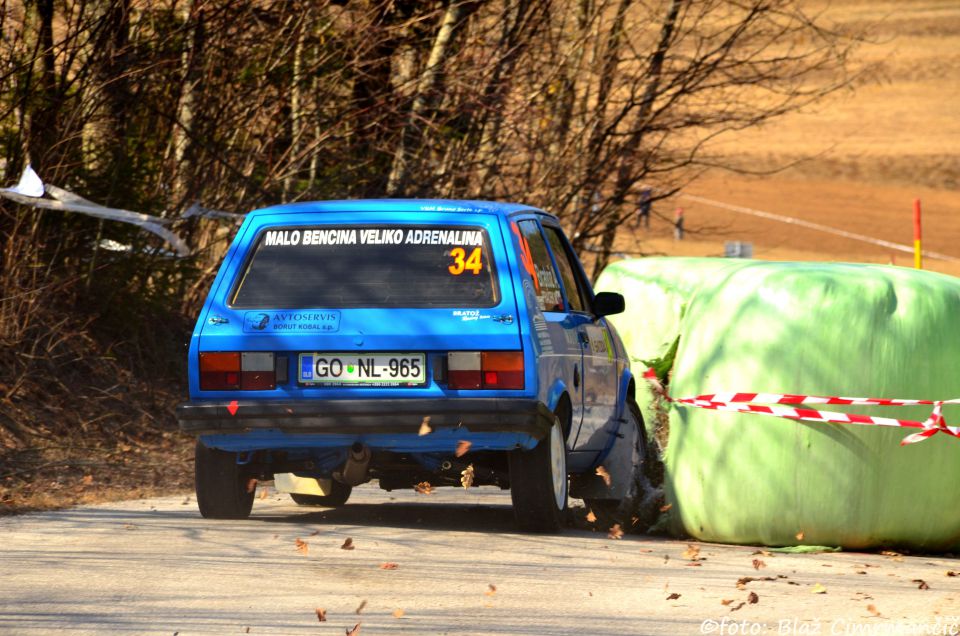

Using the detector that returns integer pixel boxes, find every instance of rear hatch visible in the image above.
[192,211,526,398]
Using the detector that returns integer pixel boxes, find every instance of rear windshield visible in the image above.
[230,224,500,308]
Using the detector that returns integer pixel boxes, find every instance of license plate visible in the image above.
[298,353,426,386]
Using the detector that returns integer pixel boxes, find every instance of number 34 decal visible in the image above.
[448,247,483,275]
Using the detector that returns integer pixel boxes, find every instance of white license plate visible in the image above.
[298,353,426,386]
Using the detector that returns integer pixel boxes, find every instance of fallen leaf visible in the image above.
[485,584,497,596]
[720,599,734,606]
[315,608,326,622]
[683,544,701,561]
[345,623,361,636]
[414,481,433,495]
[811,583,827,594]
[736,576,776,589]
[796,531,805,541]
[81,475,93,486]
[380,562,399,570]
[123,524,136,530]
[913,579,930,590]
[294,538,308,555]
[867,604,880,617]
[608,524,624,540]
[856,570,867,575]
[747,591,759,604]
[596,466,612,487]
[310,530,321,536]
[751,550,772,557]
[666,592,681,600]
[685,562,702,567]
[392,609,405,619]
[418,417,432,436]
[659,503,673,512]
[455,440,472,457]
[585,510,597,523]
[355,599,367,614]
[881,550,902,557]
[730,602,746,612]
[460,464,475,489]
[259,486,269,500]
[752,559,766,570]
[246,478,258,493]
[947,571,958,577]
[341,537,355,550]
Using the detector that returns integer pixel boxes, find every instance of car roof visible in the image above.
[246,199,557,222]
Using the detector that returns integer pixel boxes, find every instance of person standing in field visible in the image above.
[635,186,652,229]
[674,206,684,240]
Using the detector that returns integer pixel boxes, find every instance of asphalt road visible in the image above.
[1,485,958,635]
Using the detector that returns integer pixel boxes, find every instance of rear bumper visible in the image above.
[177,398,554,440]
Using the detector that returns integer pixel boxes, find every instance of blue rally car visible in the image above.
[177,199,657,532]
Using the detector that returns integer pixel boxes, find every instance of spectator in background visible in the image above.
[674,206,684,240]
[635,186,652,229]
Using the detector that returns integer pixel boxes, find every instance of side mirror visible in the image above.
[593,291,625,317]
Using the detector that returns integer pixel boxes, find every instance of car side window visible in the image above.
[516,220,564,312]
[543,226,589,313]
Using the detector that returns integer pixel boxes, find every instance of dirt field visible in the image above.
[624,0,960,277]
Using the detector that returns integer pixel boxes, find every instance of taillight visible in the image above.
[200,352,275,391]
[448,351,524,390]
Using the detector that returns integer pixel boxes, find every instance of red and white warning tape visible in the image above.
[643,369,960,445]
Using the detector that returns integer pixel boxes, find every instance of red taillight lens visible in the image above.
[447,351,524,390]
[200,352,275,391]
[481,351,524,389]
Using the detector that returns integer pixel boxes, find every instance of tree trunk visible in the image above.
[385,1,473,197]
[168,0,204,209]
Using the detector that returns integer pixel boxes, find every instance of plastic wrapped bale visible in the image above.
[597,257,960,550]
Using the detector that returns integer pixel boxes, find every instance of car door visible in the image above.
[539,223,619,453]
[513,219,586,445]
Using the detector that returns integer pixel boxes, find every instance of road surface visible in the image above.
[1,485,958,635]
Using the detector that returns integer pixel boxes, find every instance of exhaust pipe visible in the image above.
[334,442,371,486]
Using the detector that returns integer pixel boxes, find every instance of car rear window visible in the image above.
[230,224,499,308]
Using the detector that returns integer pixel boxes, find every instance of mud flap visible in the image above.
[569,420,638,501]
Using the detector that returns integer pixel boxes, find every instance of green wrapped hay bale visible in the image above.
[597,257,960,550]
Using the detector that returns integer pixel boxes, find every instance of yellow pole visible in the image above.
[913,199,922,270]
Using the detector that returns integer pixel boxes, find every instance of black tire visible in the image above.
[509,414,568,533]
[195,440,255,519]
[289,480,352,507]
[584,396,663,532]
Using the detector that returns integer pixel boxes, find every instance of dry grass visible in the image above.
[633,1,960,272]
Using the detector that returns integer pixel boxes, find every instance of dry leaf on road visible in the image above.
[380,562,399,570]
[747,591,759,604]
[461,464,475,489]
[315,608,326,622]
[341,537,355,550]
[720,599,733,606]
[608,524,624,540]
[585,510,597,523]
[455,440,472,457]
[596,466,612,487]
[912,579,930,590]
[392,609,405,619]
[730,602,746,612]
[355,599,367,614]
[947,571,958,577]
[752,559,766,570]
[414,481,433,495]
[485,584,497,596]
[867,604,881,617]
[345,623,361,636]
[666,593,681,600]
[418,417,432,436]
[259,486,269,500]
[294,538,308,555]
[683,544,701,561]
[811,583,827,594]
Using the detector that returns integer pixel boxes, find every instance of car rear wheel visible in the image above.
[583,396,661,531]
[289,480,352,507]
[509,413,568,533]
[195,440,255,519]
